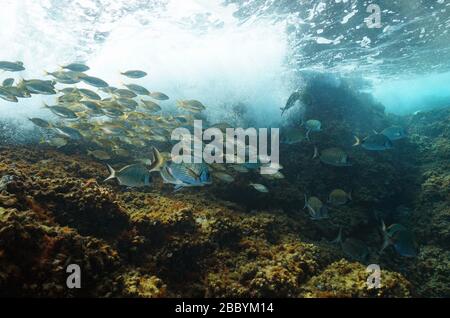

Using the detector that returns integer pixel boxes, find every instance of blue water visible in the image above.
[373,71,450,115]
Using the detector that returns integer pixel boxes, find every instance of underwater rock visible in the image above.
[413,245,450,297]
[120,270,167,298]
[301,259,412,298]
[205,240,339,298]
[0,208,121,297]
[0,100,448,298]
[31,177,130,239]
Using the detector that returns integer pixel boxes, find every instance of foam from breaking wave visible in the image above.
[0,0,292,136]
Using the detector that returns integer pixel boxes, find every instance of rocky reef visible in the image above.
[0,77,449,298]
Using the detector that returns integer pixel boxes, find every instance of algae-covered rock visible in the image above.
[412,245,450,297]
[120,270,167,298]
[205,240,339,298]
[0,93,448,297]
[301,259,412,298]
[0,208,121,297]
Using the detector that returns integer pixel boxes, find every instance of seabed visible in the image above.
[0,79,449,298]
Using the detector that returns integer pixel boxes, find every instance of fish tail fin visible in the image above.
[353,136,361,147]
[148,147,164,172]
[381,219,386,232]
[348,190,352,201]
[303,194,308,209]
[104,164,116,182]
[380,237,390,254]
[306,129,311,141]
[312,146,319,159]
[373,129,379,134]
[379,219,389,254]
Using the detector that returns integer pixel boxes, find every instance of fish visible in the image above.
[250,183,269,193]
[105,164,151,188]
[58,93,82,104]
[281,128,306,144]
[333,228,369,262]
[103,108,125,118]
[78,88,101,100]
[381,126,407,141]
[213,172,235,183]
[149,135,169,142]
[114,89,137,99]
[59,87,78,94]
[243,162,262,170]
[80,100,103,112]
[53,126,83,140]
[0,87,18,102]
[116,98,138,110]
[88,150,111,161]
[113,148,129,157]
[124,84,150,96]
[80,75,109,88]
[381,221,417,257]
[150,92,170,101]
[281,92,301,115]
[328,189,352,206]
[97,124,126,135]
[353,134,393,151]
[261,170,285,180]
[313,146,352,167]
[177,99,205,112]
[29,117,52,129]
[15,81,32,97]
[62,63,90,72]
[305,119,322,140]
[2,78,14,87]
[55,77,81,85]
[3,85,31,98]
[304,195,328,220]
[160,161,211,191]
[0,61,25,72]
[45,71,81,84]
[42,137,68,148]
[141,100,162,113]
[22,79,56,95]
[121,70,148,79]
[44,104,78,120]
[104,147,163,187]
